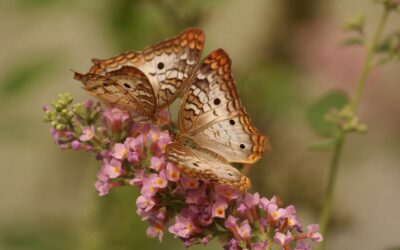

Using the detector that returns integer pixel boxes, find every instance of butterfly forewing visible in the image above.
[74,66,157,118]
[89,28,205,108]
[166,142,251,192]
[179,49,267,164]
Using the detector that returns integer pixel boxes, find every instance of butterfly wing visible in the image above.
[74,66,157,118]
[179,49,267,164]
[166,142,251,192]
[89,28,205,108]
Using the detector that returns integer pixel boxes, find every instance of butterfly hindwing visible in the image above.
[179,49,267,164]
[166,142,251,192]
[89,28,205,108]
[74,66,157,118]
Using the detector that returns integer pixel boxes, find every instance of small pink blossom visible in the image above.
[165,163,180,182]
[152,172,168,189]
[244,192,260,208]
[146,223,164,241]
[212,199,228,218]
[216,185,239,200]
[136,195,156,212]
[274,231,293,246]
[129,169,145,186]
[237,220,251,240]
[95,180,109,196]
[224,215,238,228]
[103,158,122,178]
[71,140,80,150]
[112,143,128,160]
[168,215,196,239]
[294,240,311,250]
[80,126,95,141]
[181,176,199,189]
[150,156,164,171]
[307,224,323,242]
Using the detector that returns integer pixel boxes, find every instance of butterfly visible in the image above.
[166,49,267,192]
[74,28,205,120]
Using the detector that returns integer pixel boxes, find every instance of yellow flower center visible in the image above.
[156,178,164,186]
[113,166,120,173]
[216,208,224,216]
[272,211,278,218]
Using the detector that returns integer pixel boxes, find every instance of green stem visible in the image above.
[350,7,390,111]
[318,6,391,250]
[318,133,345,248]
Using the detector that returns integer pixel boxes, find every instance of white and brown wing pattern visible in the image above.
[74,66,157,118]
[179,49,267,164]
[89,28,205,109]
[166,142,251,192]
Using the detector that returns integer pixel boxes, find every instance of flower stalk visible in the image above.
[318,4,393,249]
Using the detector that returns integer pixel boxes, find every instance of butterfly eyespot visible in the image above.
[123,83,131,89]
[157,62,164,70]
[213,98,221,105]
[229,119,235,125]
[240,144,246,149]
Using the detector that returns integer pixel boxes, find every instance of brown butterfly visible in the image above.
[74,28,205,120]
[166,49,267,192]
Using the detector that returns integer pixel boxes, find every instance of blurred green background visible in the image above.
[1,0,399,249]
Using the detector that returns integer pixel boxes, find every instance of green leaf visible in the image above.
[376,31,400,53]
[306,91,349,137]
[306,139,337,151]
[341,36,364,47]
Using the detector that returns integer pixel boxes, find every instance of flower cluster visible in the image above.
[43,93,322,250]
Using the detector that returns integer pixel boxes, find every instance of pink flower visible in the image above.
[103,158,122,178]
[112,143,128,160]
[103,108,129,123]
[212,199,228,218]
[150,156,164,171]
[136,195,156,212]
[129,169,145,186]
[95,180,109,196]
[125,135,144,154]
[146,223,164,241]
[181,176,199,189]
[268,204,286,221]
[141,174,159,197]
[259,196,276,211]
[71,140,80,150]
[307,224,323,242]
[165,163,180,182]
[224,238,239,250]
[237,220,251,240]
[294,240,311,250]
[274,231,293,246]
[80,126,95,141]
[168,215,196,238]
[224,215,238,228]
[152,172,168,189]
[216,185,239,200]
[185,184,206,204]
[251,241,267,250]
[244,192,260,208]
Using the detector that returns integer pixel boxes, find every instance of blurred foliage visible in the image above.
[0,56,58,97]
[306,91,349,138]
